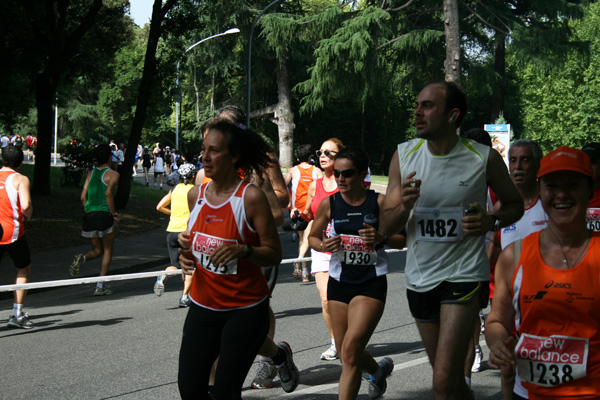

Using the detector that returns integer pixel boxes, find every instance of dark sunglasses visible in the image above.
[333,168,357,178]
[316,149,337,158]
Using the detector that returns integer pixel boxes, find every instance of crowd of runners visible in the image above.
[2,81,600,400]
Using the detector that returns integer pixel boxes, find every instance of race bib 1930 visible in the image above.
[337,234,377,266]
[413,207,464,242]
[516,333,589,387]
[192,232,238,275]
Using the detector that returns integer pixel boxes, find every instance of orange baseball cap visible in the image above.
[537,146,593,179]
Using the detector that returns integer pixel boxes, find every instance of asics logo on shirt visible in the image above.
[459,181,468,186]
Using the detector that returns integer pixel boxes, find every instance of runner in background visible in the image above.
[582,142,600,231]
[1,146,34,329]
[154,163,197,307]
[69,144,121,296]
[284,144,322,281]
[303,138,343,361]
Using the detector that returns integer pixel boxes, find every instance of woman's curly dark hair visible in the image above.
[204,118,273,183]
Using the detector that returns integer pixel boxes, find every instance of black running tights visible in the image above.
[178,300,269,400]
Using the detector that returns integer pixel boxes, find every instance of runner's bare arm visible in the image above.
[308,198,341,252]
[380,150,420,236]
[485,243,518,369]
[104,170,120,221]
[266,154,289,208]
[16,175,32,220]
[368,194,405,249]
[80,171,92,207]
[156,191,173,215]
[302,181,316,220]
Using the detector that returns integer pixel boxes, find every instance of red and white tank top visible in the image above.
[511,231,600,399]
[310,177,338,219]
[0,171,24,244]
[187,180,269,310]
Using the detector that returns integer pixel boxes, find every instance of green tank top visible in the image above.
[85,167,111,213]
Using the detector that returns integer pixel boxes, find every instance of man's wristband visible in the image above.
[243,244,254,259]
[490,214,501,232]
[375,235,389,250]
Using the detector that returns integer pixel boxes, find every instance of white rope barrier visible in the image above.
[0,248,406,293]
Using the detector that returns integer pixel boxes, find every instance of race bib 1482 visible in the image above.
[516,333,589,387]
[192,232,238,275]
[413,207,464,242]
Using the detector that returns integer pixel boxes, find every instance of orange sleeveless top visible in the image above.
[187,180,269,310]
[512,231,600,399]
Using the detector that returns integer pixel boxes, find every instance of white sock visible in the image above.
[465,376,471,388]
[257,355,271,363]
[12,303,23,317]
[331,338,335,345]
[96,282,103,289]
[82,255,87,263]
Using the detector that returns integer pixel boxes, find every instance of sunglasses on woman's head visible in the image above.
[333,168,357,178]
[316,149,337,158]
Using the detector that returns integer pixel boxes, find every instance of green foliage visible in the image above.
[508,1,600,152]
[296,6,390,114]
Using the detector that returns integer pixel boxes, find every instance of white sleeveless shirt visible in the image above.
[399,138,490,292]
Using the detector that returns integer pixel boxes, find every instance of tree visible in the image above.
[115,0,177,209]
[443,0,461,85]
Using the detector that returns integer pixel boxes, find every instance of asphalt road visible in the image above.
[0,228,505,400]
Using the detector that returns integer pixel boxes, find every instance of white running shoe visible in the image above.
[320,344,338,361]
[471,345,483,373]
[251,360,277,389]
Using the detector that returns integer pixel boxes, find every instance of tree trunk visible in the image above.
[115,0,176,209]
[489,31,506,123]
[443,0,461,86]
[274,56,294,168]
[27,0,103,195]
[32,71,58,195]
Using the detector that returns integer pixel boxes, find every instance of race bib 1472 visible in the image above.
[192,232,238,275]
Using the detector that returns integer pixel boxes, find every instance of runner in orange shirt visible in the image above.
[284,144,322,280]
[0,146,34,329]
[486,146,600,400]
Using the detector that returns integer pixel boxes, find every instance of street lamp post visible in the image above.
[246,0,284,128]
[175,28,240,151]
